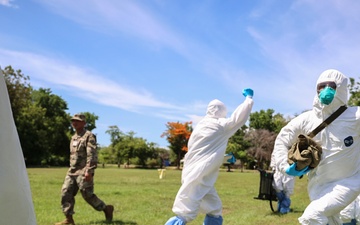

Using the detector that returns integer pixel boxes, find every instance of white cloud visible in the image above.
[0,0,17,8]
[34,0,189,57]
[0,48,182,111]
[0,47,212,128]
[5,0,360,124]
[243,0,360,113]
[33,0,256,91]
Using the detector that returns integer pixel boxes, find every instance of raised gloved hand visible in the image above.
[285,163,310,177]
[242,88,254,98]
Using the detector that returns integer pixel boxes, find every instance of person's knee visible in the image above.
[164,216,186,225]
[203,214,223,225]
[298,207,328,224]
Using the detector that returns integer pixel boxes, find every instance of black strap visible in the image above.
[308,105,347,138]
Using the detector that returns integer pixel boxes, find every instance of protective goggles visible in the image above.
[317,81,337,93]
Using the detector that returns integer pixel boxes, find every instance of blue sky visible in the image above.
[1,0,360,148]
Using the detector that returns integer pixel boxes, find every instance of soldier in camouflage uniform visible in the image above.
[55,114,114,225]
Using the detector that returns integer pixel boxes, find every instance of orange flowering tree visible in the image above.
[161,121,192,169]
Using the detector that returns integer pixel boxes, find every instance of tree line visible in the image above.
[2,65,360,169]
[2,65,170,167]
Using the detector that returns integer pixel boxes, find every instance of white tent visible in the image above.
[0,68,37,225]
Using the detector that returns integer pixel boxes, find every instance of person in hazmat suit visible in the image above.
[271,69,360,225]
[270,151,295,214]
[164,88,254,225]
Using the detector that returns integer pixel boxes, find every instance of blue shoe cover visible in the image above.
[203,214,223,225]
[165,216,186,225]
[279,207,290,214]
[279,196,291,214]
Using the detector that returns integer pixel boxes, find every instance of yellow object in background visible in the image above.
[158,169,166,179]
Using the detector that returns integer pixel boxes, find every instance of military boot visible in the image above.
[103,205,114,222]
[55,215,75,225]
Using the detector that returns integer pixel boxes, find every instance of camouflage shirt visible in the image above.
[68,129,98,175]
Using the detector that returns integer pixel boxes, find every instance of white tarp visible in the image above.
[0,68,37,225]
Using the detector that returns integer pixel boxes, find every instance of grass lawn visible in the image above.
[28,166,310,225]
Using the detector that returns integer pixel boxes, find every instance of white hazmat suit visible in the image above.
[272,69,360,225]
[165,90,253,225]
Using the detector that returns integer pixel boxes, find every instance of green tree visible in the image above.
[70,112,98,133]
[3,65,104,166]
[98,146,112,167]
[2,66,32,122]
[107,130,157,168]
[2,66,36,164]
[82,112,98,131]
[132,138,157,167]
[226,125,252,171]
[105,125,124,167]
[16,103,48,165]
[272,113,289,133]
[32,88,70,164]
[249,109,287,133]
[119,131,137,167]
[2,66,73,165]
[348,77,360,106]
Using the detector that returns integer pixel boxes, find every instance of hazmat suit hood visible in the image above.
[206,99,227,119]
[313,69,348,118]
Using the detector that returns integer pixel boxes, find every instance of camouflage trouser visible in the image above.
[60,173,106,216]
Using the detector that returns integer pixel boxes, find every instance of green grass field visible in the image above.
[28,167,310,225]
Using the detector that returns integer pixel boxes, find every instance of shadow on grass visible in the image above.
[270,208,305,216]
[84,220,138,225]
[290,209,305,213]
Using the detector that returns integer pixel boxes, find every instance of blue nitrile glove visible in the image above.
[242,88,254,98]
[285,163,310,177]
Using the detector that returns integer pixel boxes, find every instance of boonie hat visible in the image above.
[71,113,86,122]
